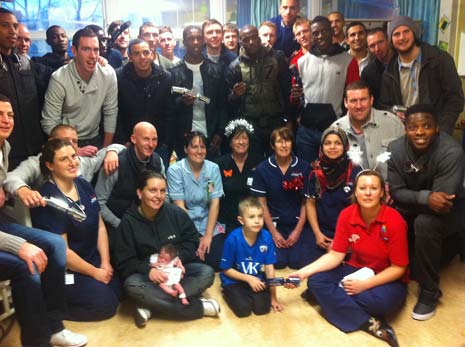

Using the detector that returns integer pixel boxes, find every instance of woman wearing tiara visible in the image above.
[215,119,262,233]
[32,139,119,321]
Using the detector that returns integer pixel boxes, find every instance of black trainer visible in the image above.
[412,288,442,321]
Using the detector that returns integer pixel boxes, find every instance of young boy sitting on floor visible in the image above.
[220,196,283,317]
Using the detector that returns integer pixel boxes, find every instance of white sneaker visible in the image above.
[50,329,87,347]
[135,307,152,328]
[201,298,220,317]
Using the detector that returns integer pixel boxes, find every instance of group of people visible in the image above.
[0,0,465,347]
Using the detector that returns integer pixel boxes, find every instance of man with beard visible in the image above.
[380,16,464,133]
[16,23,31,58]
[388,104,465,321]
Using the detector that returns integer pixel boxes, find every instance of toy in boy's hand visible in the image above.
[265,277,301,287]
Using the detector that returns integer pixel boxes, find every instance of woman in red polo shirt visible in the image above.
[287,169,408,347]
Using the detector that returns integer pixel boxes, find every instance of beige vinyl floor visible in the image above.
[2,257,465,347]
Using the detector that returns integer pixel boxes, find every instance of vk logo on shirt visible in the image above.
[240,262,261,274]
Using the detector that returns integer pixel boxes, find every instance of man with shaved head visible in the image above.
[16,23,31,57]
[226,25,293,158]
[95,122,165,233]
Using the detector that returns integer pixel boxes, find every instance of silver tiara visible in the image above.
[224,118,254,137]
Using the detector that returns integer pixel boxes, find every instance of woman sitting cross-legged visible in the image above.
[113,171,218,328]
[286,170,408,347]
[32,139,119,322]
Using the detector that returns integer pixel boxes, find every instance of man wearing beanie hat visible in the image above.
[380,15,464,135]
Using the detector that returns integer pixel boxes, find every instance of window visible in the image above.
[2,0,103,56]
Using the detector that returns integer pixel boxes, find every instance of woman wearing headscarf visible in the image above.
[304,127,361,262]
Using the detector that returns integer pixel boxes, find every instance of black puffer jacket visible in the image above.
[0,53,45,167]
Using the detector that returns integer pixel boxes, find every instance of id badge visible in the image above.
[65,273,75,285]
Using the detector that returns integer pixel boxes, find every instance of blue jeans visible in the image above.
[0,222,66,347]
[124,262,215,320]
[295,126,322,164]
[308,265,407,332]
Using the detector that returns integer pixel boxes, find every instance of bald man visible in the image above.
[16,23,31,57]
[95,122,165,232]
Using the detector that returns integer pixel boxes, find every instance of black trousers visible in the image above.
[223,282,271,318]
[404,210,465,293]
